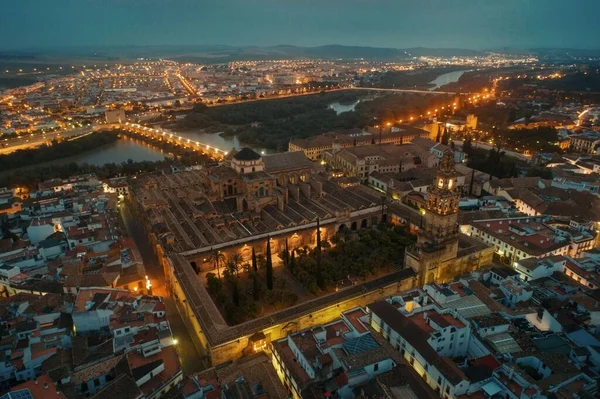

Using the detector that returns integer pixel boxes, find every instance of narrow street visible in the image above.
[164,298,208,374]
[119,200,206,374]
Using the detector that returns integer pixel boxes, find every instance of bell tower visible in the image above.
[421,149,459,243]
[405,149,460,285]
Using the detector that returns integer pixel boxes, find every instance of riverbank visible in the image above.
[0,131,120,171]
[0,130,218,188]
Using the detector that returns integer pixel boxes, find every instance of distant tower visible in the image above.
[405,149,460,285]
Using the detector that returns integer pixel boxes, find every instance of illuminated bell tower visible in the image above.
[405,149,460,285]
[421,149,459,242]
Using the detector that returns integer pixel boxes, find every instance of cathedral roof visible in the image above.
[233,148,262,161]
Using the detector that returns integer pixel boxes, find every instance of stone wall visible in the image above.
[168,247,417,367]
[207,273,416,365]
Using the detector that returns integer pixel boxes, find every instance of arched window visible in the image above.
[259,187,265,197]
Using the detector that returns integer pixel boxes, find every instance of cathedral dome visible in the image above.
[233,148,262,161]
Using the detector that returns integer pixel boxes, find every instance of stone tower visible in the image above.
[405,149,460,285]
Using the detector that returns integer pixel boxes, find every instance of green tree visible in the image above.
[266,237,273,290]
[463,135,473,154]
[289,249,296,275]
[284,238,290,266]
[316,218,324,289]
[441,126,450,146]
[206,273,222,295]
[252,272,260,301]
[231,280,240,307]
[227,253,243,277]
[251,247,258,272]
[208,250,226,279]
[469,169,475,196]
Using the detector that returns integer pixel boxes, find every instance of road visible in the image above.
[119,200,206,373]
[0,126,93,155]
[164,298,208,374]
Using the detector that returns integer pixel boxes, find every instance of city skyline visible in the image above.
[2,0,600,50]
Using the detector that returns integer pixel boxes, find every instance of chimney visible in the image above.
[34,378,38,385]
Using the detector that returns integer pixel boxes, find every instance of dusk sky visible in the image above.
[2,0,599,50]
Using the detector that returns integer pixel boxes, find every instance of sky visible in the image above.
[1,0,599,50]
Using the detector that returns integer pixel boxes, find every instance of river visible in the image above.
[428,70,470,91]
[52,130,265,167]
[69,138,168,165]
[24,129,267,169]
[328,100,361,115]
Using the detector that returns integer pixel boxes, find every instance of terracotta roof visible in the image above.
[8,374,66,398]
[71,354,125,385]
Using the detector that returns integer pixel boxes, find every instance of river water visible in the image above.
[328,100,361,115]
[70,130,268,166]
[69,138,168,165]
[428,70,470,91]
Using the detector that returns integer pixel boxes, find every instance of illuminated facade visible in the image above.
[405,150,494,285]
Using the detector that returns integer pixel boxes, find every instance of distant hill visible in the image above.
[4,45,599,64]
[6,44,487,63]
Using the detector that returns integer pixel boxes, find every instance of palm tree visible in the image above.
[208,250,226,279]
[228,253,243,277]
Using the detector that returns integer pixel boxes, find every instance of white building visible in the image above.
[368,300,472,398]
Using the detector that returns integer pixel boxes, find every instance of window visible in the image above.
[374,363,379,372]
[94,378,101,386]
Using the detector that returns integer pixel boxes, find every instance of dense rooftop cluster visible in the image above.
[0,288,181,399]
[270,259,600,399]
[0,175,150,296]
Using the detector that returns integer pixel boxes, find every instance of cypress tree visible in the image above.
[232,280,239,306]
[469,169,475,196]
[316,218,324,289]
[266,237,273,290]
[441,126,450,146]
[290,250,296,275]
[252,273,259,301]
[251,247,257,273]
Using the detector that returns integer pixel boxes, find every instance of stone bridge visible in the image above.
[95,122,227,159]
